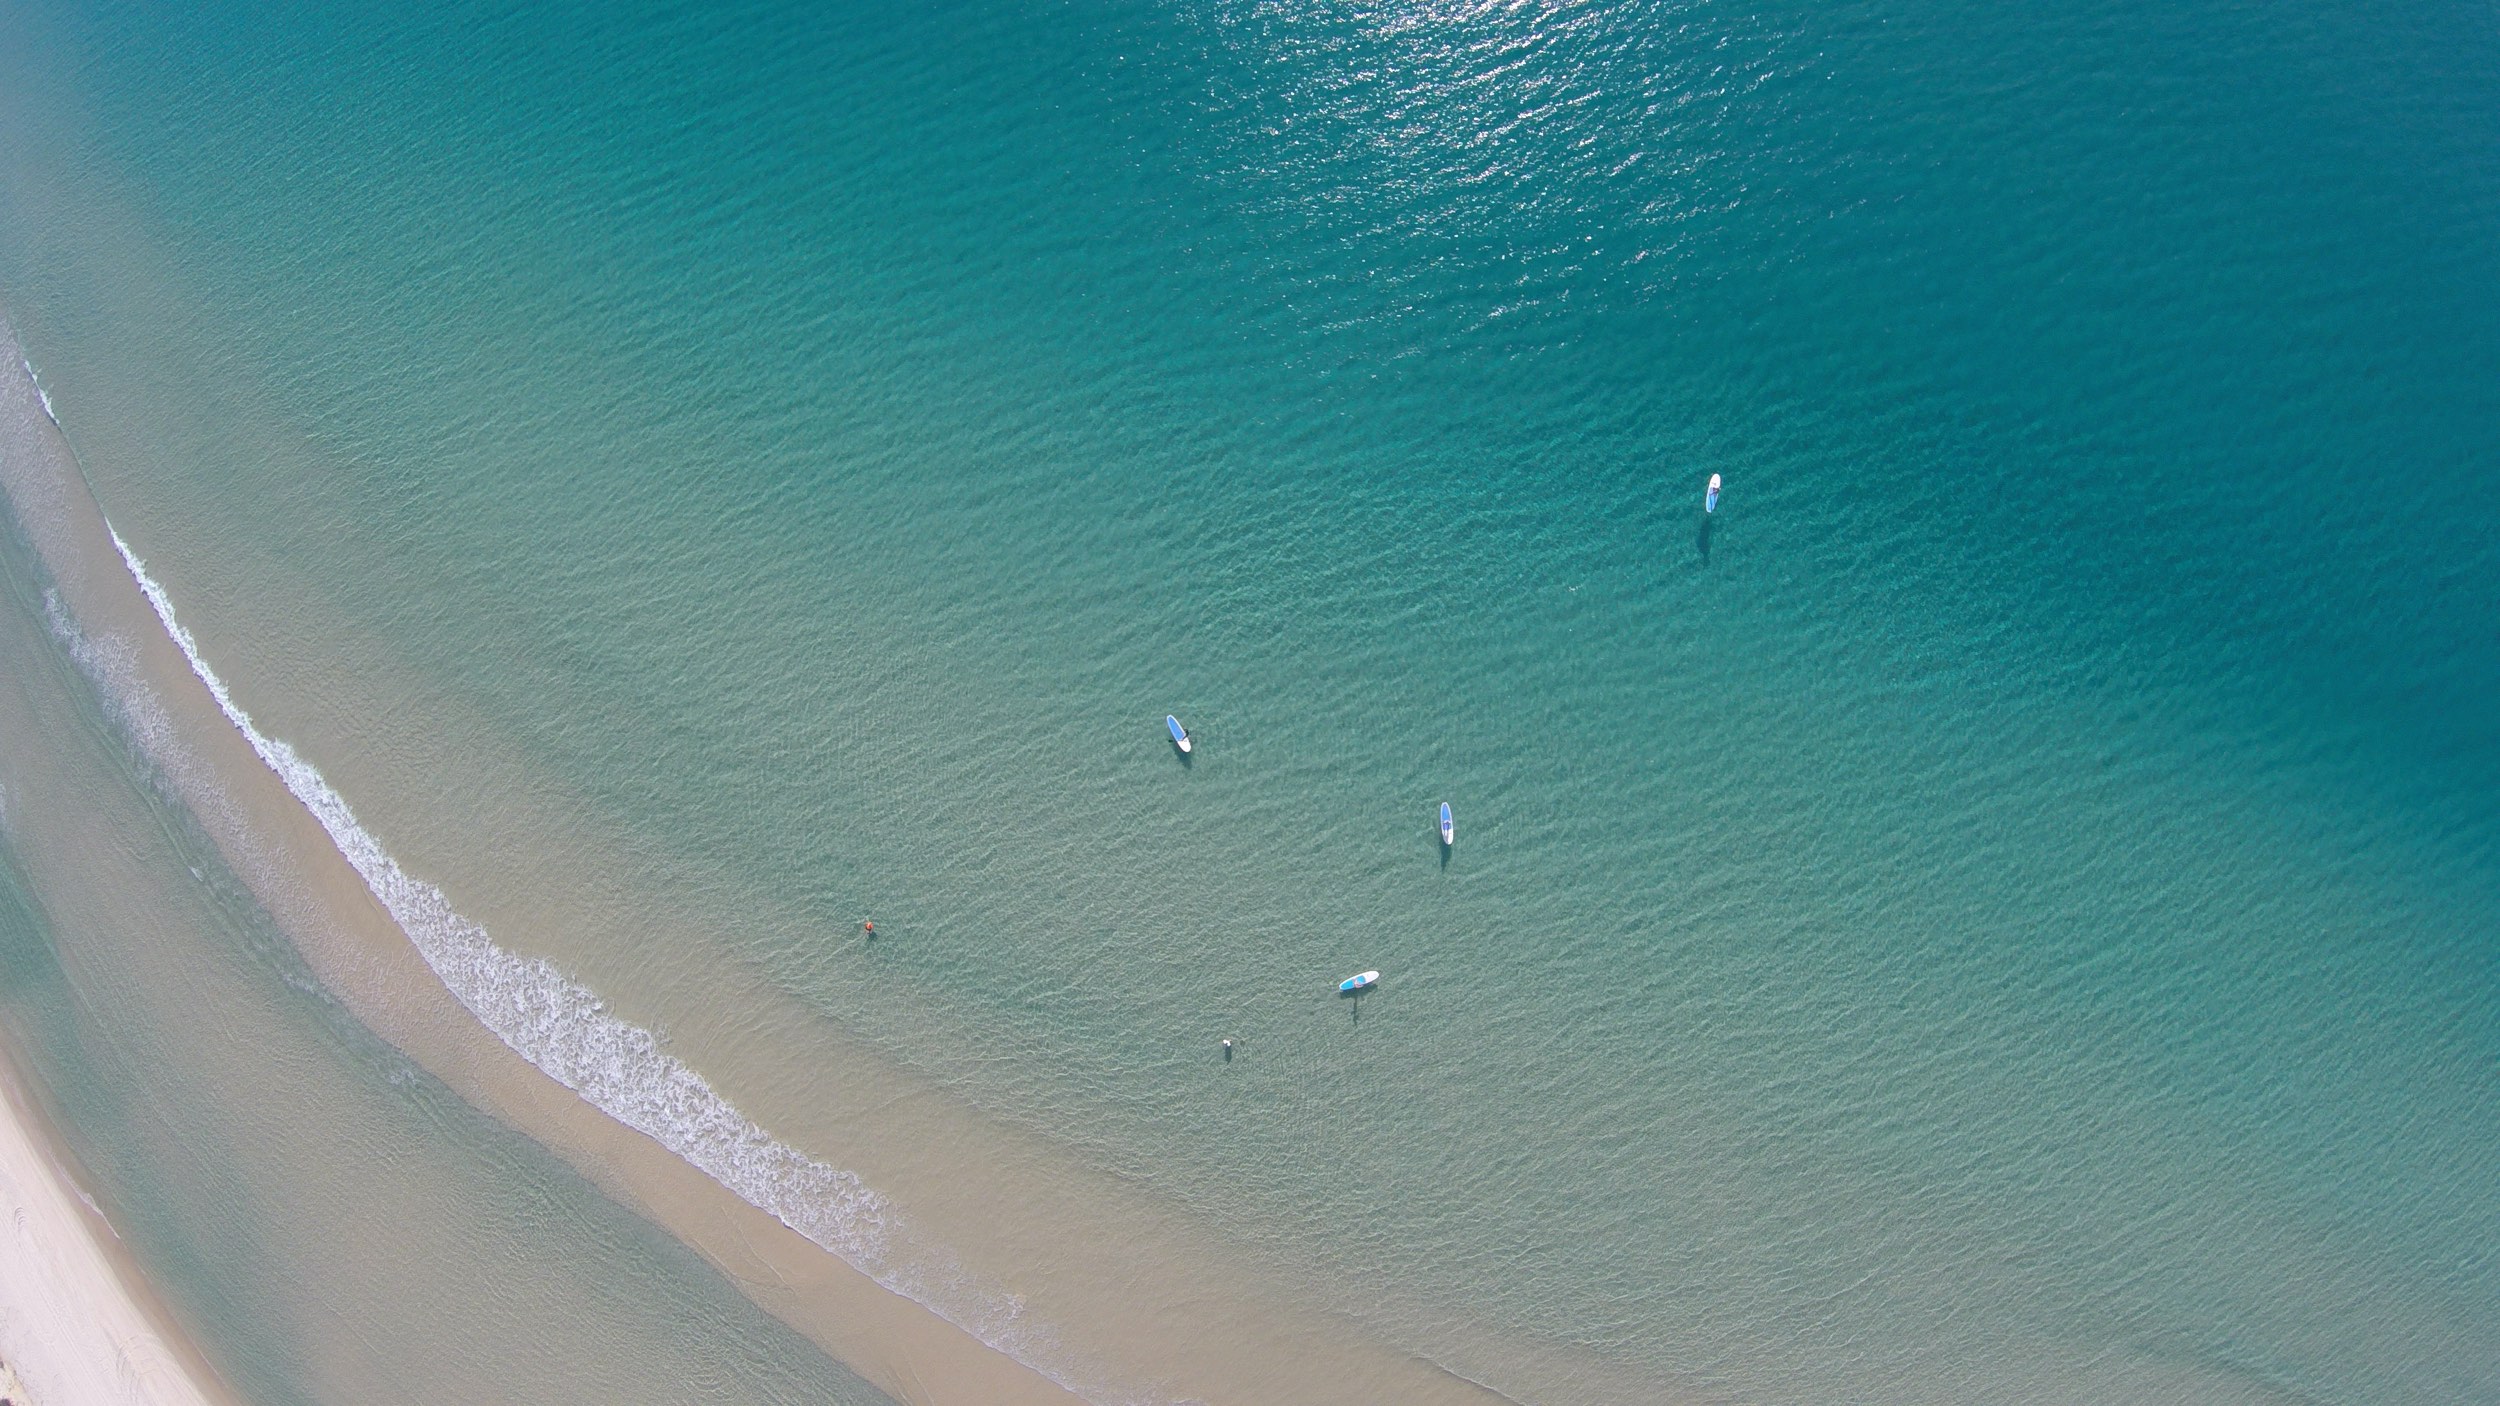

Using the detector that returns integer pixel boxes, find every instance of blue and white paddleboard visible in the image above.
[1705,473,1721,514]
[1166,715,1192,753]
[1339,970,1379,993]
[1439,802,1454,846]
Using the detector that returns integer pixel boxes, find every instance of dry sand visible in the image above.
[0,1053,237,1406]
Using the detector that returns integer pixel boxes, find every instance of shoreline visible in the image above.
[0,1037,237,1406]
[0,324,1085,1406]
[0,320,1557,1403]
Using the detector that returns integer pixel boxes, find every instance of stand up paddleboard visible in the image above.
[1339,970,1379,993]
[1705,473,1721,514]
[1167,715,1192,753]
[1439,802,1454,846]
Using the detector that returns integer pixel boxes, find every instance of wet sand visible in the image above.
[0,1048,236,1406]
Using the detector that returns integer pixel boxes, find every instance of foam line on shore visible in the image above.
[99,524,1117,1404]
[19,357,57,427]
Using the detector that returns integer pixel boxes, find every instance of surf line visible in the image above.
[104,524,1112,1404]
[18,357,58,427]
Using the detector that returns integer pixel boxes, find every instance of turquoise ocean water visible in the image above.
[3,0,2497,1401]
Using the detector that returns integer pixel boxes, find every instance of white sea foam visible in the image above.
[45,586,180,768]
[20,358,57,426]
[101,524,1124,1403]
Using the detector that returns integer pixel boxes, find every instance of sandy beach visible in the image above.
[0,305,1540,1402]
[0,332,1093,1406]
[0,1051,234,1406]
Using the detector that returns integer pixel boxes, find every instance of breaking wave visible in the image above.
[19,357,57,427]
[102,523,1121,1404]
